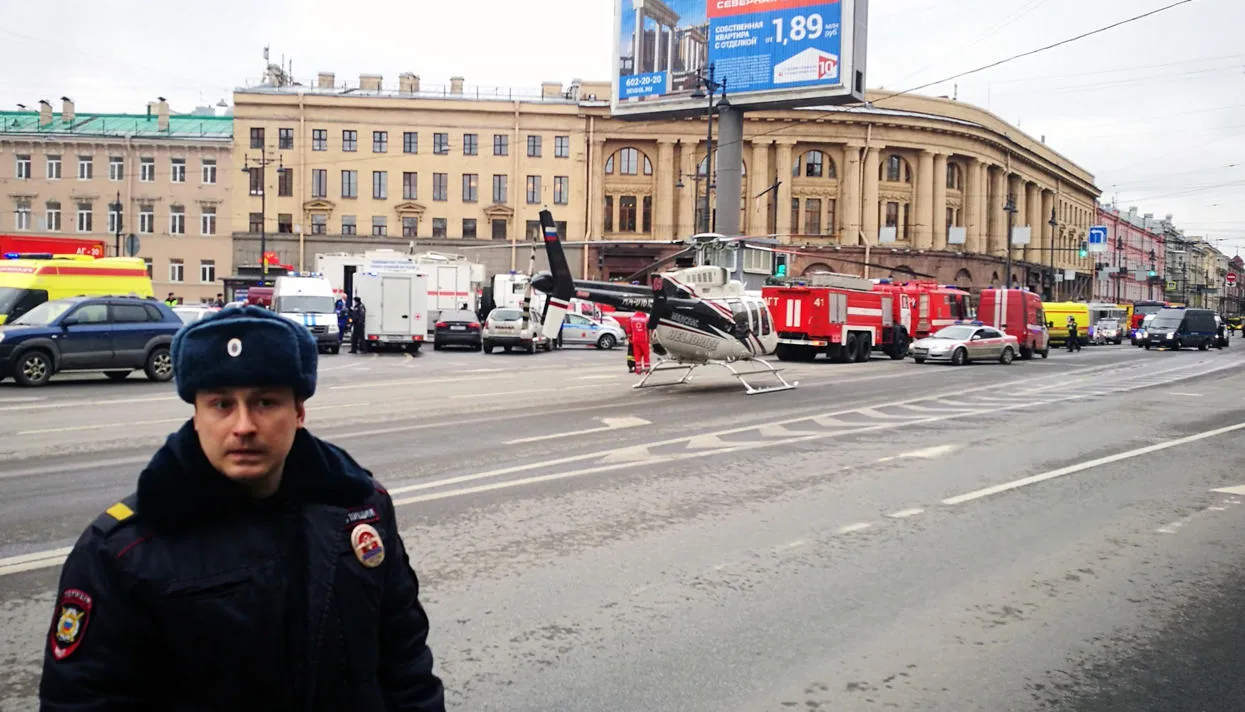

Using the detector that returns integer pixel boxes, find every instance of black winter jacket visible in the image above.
[39,421,445,711]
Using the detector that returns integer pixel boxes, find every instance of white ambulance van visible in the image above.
[272,274,342,354]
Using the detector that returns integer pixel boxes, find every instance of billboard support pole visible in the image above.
[716,102,744,238]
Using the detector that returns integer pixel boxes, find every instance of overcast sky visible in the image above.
[2,0,1241,256]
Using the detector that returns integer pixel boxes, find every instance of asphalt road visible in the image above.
[2,341,1244,710]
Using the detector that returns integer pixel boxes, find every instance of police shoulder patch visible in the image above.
[49,588,93,660]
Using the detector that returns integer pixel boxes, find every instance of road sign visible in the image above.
[1087,225,1108,253]
[124,233,141,257]
[1228,273,1238,286]
[611,0,868,118]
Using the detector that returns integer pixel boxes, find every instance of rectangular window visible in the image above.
[200,260,216,283]
[311,214,327,234]
[143,258,152,278]
[791,199,800,234]
[47,155,62,180]
[250,127,264,149]
[402,172,417,200]
[554,136,570,158]
[278,214,292,233]
[433,133,449,155]
[493,134,508,156]
[604,196,614,232]
[76,203,93,233]
[527,135,542,157]
[139,158,154,182]
[342,130,357,152]
[201,206,216,235]
[433,173,448,201]
[248,167,263,195]
[804,198,821,235]
[462,173,478,203]
[885,201,899,228]
[341,215,357,235]
[463,133,478,156]
[525,175,541,204]
[108,157,123,181]
[462,219,477,239]
[78,156,93,180]
[619,195,637,232]
[947,207,954,232]
[491,219,506,240]
[278,170,292,200]
[169,259,184,282]
[403,132,418,154]
[201,159,216,184]
[140,206,154,234]
[107,204,119,234]
[248,212,262,233]
[372,131,388,153]
[432,218,447,238]
[45,202,62,231]
[553,176,569,205]
[169,158,185,183]
[492,174,507,203]
[342,170,358,198]
[372,216,387,236]
[372,171,387,199]
[16,155,31,179]
[311,169,327,198]
[279,128,294,150]
[169,205,185,235]
[15,200,31,230]
[402,217,418,237]
[312,129,327,151]
[642,196,652,233]
[826,199,837,235]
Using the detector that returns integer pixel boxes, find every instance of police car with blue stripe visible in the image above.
[272,274,342,354]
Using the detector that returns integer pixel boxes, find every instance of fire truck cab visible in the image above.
[764,272,912,363]
[871,279,973,340]
[977,287,1050,359]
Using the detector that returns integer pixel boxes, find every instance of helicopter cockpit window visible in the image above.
[728,299,751,330]
[747,302,762,333]
[759,303,772,335]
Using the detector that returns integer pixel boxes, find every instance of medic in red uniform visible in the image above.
[628,311,651,373]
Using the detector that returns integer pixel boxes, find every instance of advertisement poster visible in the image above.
[617,0,844,104]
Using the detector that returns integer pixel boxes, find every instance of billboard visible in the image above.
[612,0,868,119]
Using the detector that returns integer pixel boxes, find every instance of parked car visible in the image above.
[910,323,1021,365]
[482,308,551,354]
[433,309,483,350]
[1145,307,1217,350]
[173,305,221,325]
[559,313,627,350]
[0,295,183,386]
[1091,318,1122,345]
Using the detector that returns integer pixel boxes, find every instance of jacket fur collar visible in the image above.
[136,420,376,533]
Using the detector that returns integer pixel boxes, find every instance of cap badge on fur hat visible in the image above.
[226,338,242,358]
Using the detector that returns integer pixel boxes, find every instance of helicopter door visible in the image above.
[747,302,762,334]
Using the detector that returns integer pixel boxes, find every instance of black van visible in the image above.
[1145,307,1218,350]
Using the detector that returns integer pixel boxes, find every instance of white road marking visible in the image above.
[0,455,151,481]
[0,547,73,577]
[1166,392,1202,397]
[16,401,374,435]
[1211,485,1245,496]
[599,445,656,464]
[575,374,622,380]
[838,522,873,534]
[887,508,925,519]
[757,424,820,437]
[685,434,731,449]
[884,444,961,461]
[943,421,1245,506]
[504,416,651,444]
[0,394,180,412]
[463,368,506,373]
[450,385,598,399]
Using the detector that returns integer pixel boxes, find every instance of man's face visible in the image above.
[192,386,305,485]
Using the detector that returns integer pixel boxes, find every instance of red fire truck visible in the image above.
[764,273,913,362]
[870,279,973,340]
[0,234,105,258]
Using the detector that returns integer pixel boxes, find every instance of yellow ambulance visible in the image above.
[0,255,153,324]
[1042,301,1092,346]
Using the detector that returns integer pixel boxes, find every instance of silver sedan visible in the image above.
[911,324,1021,365]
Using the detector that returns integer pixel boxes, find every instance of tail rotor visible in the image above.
[537,209,574,340]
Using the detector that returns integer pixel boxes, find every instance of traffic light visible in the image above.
[1148,268,1157,278]
[773,253,788,278]
[1078,240,1088,258]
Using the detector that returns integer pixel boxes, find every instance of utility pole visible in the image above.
[110,191,123,257]
[1048,208,1058,301]
[1115,235,1123,303]
[1003,192,1017,288]
[691,63,726,234]
[241,153,281,276]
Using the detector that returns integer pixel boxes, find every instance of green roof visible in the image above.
[0,111,232,140]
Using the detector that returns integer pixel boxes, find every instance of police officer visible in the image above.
[39,305,445,711]
[350,297,367,354]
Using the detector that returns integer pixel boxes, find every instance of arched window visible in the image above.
[792,150,837,178]
[954,268,973,290]
[605,147,653,176]
[698,152,747,177]
[882,154,912,183]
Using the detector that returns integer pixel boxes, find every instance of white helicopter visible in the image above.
[530,209,797,395]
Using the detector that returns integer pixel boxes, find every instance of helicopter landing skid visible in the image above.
[633,357,798,395]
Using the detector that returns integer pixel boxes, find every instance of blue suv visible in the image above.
[0,295,183,387]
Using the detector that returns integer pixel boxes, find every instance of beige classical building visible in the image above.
[0,99,233,302]
[232,72,1100,295]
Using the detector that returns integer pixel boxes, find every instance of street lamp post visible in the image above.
[1148,249,1157,300]
[110,191,123,257]
[1003,193,1017,288]
[1048,208,1058,301]
[691,63,725,233]
[242,153,281,276]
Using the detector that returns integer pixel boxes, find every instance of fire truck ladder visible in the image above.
[633,357,799,395]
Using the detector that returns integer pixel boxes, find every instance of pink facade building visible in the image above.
[1093,204,1166,303]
